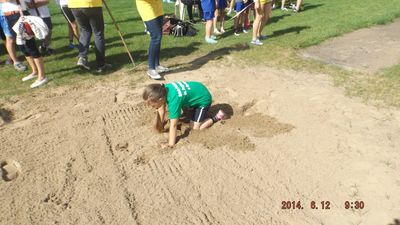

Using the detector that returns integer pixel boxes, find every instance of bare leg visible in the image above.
[213,9,220,33]
[252,4,263,40]
[25,56,37,75]
[32,57,45,80]
[5,37,20,64]
[205,20,213,38]
[68,25,74,43]
[281,0,286,9]
[259,2,271,35]
[295,0,303,11]
[220,11,225,32]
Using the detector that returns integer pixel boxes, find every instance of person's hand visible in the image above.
[160,142,174,149]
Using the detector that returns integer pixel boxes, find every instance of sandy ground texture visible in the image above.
[300,18,400,73]
[1,54,400,225]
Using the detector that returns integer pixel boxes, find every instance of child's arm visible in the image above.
[155,105,166,133]
[168,119,178,146]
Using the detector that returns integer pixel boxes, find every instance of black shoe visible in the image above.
[46,47,55,55]
[96,63,112,73]
[39,46,55,56]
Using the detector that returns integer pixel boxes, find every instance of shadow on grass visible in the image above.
[161,41,202,59]
[104,31,150,45]
[48,49,147,77]
[105,42,201,71]
[270,25,311,38]
[0,108,14,123]
[167,43,250,75]
[48,66,91,79]
[112,16,142,25]
[269,14,292,24]
[302,3,324,12]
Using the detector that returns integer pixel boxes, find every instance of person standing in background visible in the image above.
[69,0,111,73]
[0,1,27,71]
[2,0,48,88]
[26,0,55,55]
[55,0,80,49]
[136,0,169,80]
[201,0,217,44]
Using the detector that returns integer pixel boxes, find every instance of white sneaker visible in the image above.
[14,62,27,71]
[30,77,48,88]
[214,29,222,35]
[22,73,37,82]
[77,57,90,70]
[156,65,169,73]
[147,70,162,80]
[250,39,263,46]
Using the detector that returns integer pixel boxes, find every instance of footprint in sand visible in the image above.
[1,159,22,182]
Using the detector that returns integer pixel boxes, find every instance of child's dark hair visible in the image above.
[142,83,167,101]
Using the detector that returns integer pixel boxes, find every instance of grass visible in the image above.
[1,0,400,106]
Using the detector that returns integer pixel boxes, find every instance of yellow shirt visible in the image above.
[136,0,163,22]
[68,0,102,8]
[260,0,272,5]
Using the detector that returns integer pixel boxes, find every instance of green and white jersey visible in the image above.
[165,81,212,119]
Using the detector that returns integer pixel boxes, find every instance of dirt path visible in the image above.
[1,59,399,224]
[301,18,400,73]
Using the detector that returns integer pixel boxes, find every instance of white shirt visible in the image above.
[2,1,27,13]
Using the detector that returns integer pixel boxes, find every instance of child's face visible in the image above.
[147,99,164,109]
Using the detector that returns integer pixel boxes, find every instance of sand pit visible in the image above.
[301,18,400,72]
[0,59,399,225]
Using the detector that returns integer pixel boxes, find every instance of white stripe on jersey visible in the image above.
[176,82,187,95]
[171,82,182,97]
[182,81,191,90]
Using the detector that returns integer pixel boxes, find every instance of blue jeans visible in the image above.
[72,7,105,67]
[144,15,163,70]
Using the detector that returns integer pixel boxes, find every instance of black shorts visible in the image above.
[191,106,210,123]
[61,6,76,23]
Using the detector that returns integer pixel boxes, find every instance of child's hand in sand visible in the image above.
[160,142,173,149]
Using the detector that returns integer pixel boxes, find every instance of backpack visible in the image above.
[162,16,179,35]
[172,21,197,37]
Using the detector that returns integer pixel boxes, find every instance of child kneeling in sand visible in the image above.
[143,81,226,147]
